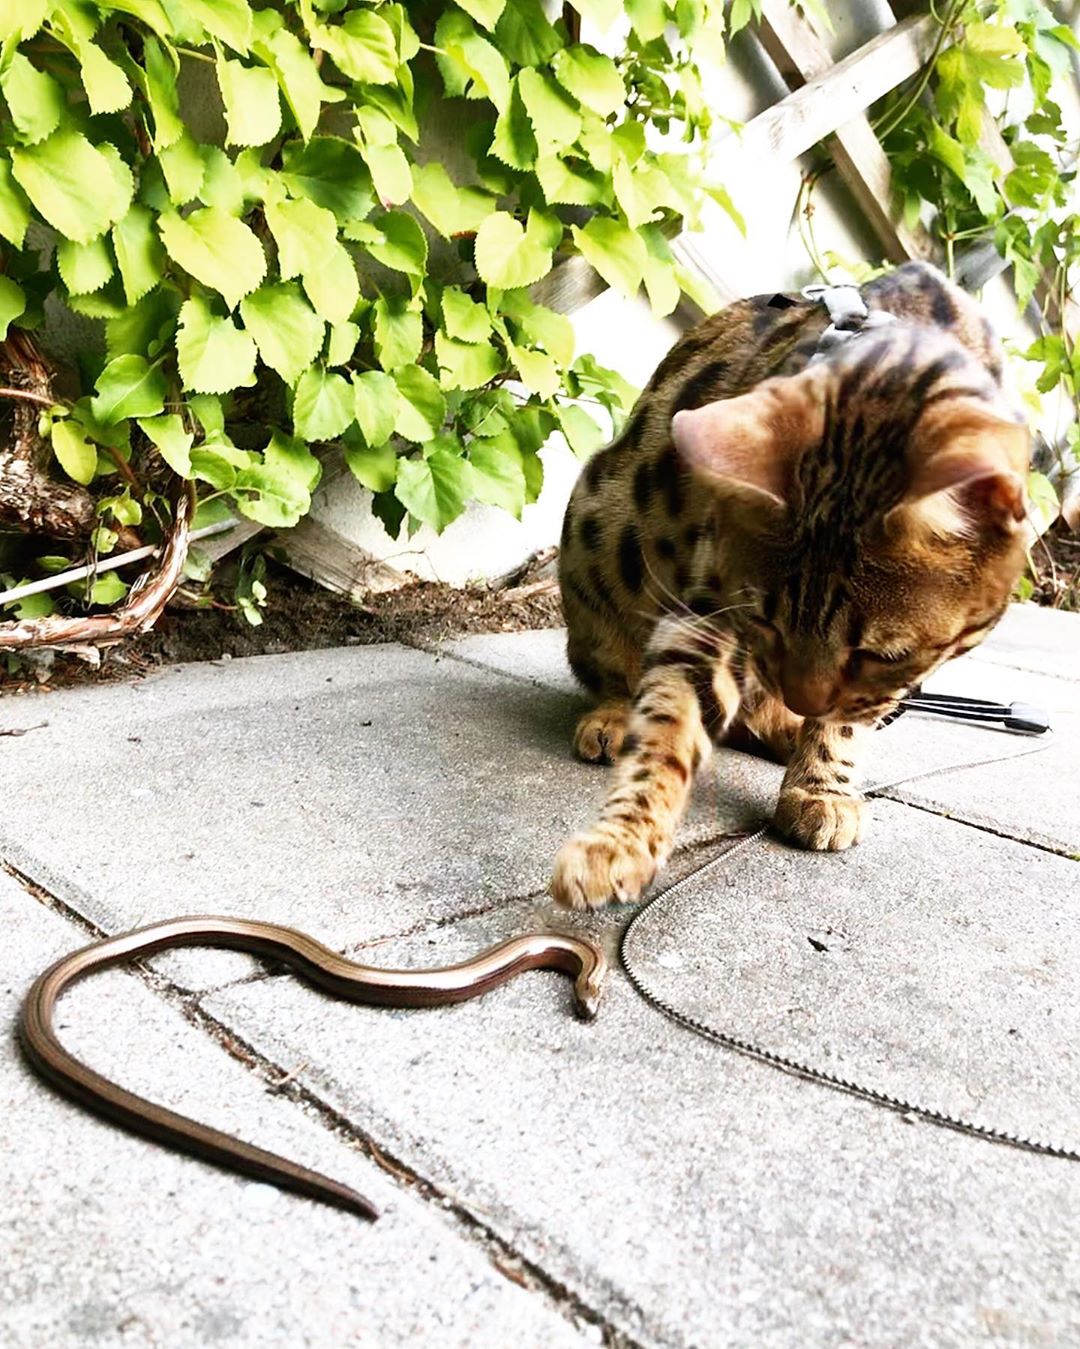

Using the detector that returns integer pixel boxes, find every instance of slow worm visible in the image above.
[18,915,608,1220]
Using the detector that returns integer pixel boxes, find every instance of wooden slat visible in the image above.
[756,1,937,265]
[710,13,939,187]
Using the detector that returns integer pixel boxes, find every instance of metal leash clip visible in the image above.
[880,688,1051,735]
[802,283,897,361]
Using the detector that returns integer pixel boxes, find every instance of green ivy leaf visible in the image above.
[393,364,446,442]
[86,572,129,606]
[566,0,622,28]
[474,211,553,288]
[359,141,412,205]
[309,7,398,85]
[217,56,282,147]
[0,157,31,246]
[495,0,562,66]
[535,153,607,206]
[75,42,132,115]
[292,366,355,440]
[176,296,258,394]
[346,210,428,292]
[281,136,375,221]
[137,413,193,475]
[0,0,49,42]
[142,36,184,149]
[373,295,422,369]
[469,437,525,516]
[57,235,114,296]
[105,286,180,362]
[183,0,252,53]
[266,196,359,325]
[158,207,266,309]
[557,402,605,458]
[158,133,207,205]
[490,78,537,169]
[625,0,667,41]
[395,448,470,532]
[90,354,167,425]
[507,341,560,398]
[252,14,345,142]
[51,420,98,485]
[239,282,325,386]
[497,290,574,364]
[435,332,503,390]
[112,205,164,304]
[0,274,25,339]
[326,320,360,366]
[352,370,400,446]
[435,11,512,111]
[0,53,65,145]
[518,68,582,154]
[235,430,321,527]
[552,44,624,118]
[442,288,491,343]
[344,435,398,492]
[455,0,506,30]
[11,130,133,244]
[411,162,495,238]
[571,216,647,296]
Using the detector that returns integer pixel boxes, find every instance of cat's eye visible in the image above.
[854,647,912,666]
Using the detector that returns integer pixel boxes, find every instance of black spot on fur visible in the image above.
[618,525,644,592]
[662,753,688,782]
[673,360,731,413]
[768,292,799,309]
[840,724,854,739]
[633,459,653,511]
[632,767,650,783]
[584,453,606,492]
[580,515,602,550]
[654,448,685,515]
[656,537,676,560]
[622,733,641,754]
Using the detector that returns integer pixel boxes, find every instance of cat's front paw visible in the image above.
[550,826,657,909]
[774,788,866,851]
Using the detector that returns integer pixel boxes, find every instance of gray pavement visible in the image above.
[3,603,1078,1347]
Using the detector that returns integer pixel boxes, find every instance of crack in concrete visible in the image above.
[878,795,1075,858]
[6,856,642,1348]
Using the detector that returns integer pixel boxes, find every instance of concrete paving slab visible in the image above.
[203,799,1080,1349]
[872,656,1079,855]
[1,875,594,1349]
[966,602,1078,681]
[0,643,776,991]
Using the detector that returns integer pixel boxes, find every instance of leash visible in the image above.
[619,731,1076,1160]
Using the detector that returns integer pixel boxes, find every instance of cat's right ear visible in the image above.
[670,369,825,508]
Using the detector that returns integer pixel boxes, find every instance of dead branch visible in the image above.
[0,330,100,541]
[0,483,194,651]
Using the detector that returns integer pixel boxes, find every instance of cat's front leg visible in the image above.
[774,719,872,851]
[551,627,740,909]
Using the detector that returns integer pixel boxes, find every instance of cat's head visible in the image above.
[671,327,1030,724]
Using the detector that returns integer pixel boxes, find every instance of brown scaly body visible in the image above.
[552,263,1030,909]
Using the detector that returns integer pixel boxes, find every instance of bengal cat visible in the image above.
[550,262,1030,910]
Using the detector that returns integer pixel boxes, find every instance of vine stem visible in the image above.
[0,386,56,408]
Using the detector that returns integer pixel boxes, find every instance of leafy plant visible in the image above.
[0,0,756,621]
[870,0,1079,538]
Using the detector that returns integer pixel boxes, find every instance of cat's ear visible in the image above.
[895,399,1029,536]
[670,368,826,507]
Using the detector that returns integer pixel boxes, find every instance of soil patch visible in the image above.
[1,557,564,697]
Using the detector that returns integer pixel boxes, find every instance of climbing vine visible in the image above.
[871,1,1079,552]
[0,0,757,621]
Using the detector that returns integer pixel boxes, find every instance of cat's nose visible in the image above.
[780,670,837,718]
